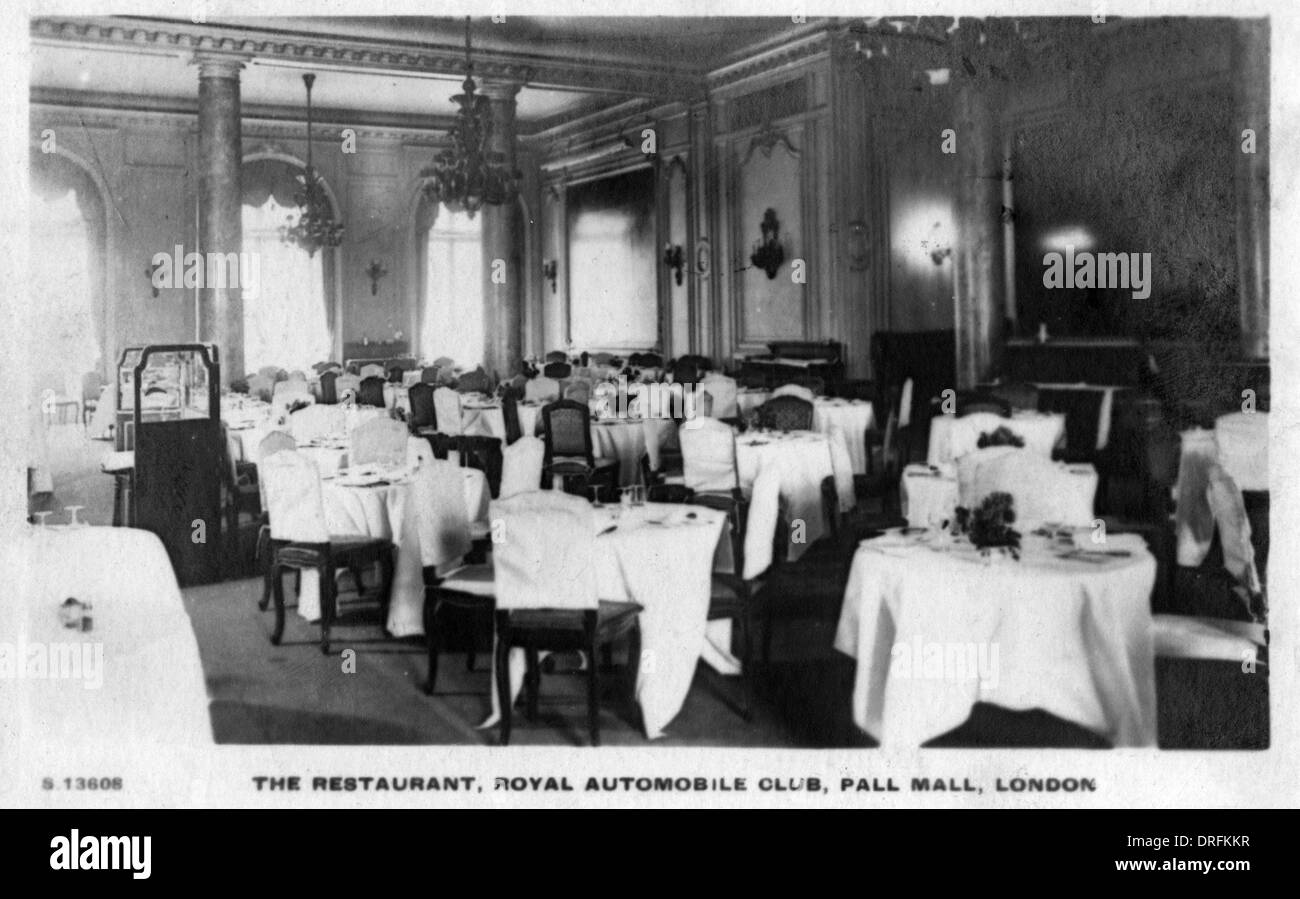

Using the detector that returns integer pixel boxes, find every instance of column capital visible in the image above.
[191,53,248,80]
[478,80,524,102]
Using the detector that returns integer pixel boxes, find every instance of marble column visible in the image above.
[952,78,1006,389]
[480,81,523,379]
[193,54,245,385]
[1234,19,1269,360]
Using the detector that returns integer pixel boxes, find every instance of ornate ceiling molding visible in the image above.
[707,30,833,92]
[31,16,700,98]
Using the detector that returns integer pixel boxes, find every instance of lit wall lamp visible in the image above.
[663,244,685,286]
[542,259,558,294]
[749,208,785,279]
[365,259,389,295]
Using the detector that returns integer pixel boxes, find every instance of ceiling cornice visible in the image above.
[707,27,834,92]
[31,15,700,98]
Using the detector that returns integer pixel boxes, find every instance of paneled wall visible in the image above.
[30,101,445,378]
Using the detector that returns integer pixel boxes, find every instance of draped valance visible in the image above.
[31,153,105,224]
[243,158,315,209]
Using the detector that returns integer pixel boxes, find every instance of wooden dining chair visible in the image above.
[540,399,619,496]
[500,388,524,444]
[318,370,340,405]
[756,395,814,431]
[260,450,394,653]
[357,376,387,408]
[491,491,642,746]
[407,382,437,433]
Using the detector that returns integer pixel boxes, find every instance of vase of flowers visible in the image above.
[952,491,1021,559]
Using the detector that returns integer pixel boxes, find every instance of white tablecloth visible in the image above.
[589,419,675,487]
[901,459,1099,529]
[7,526,213,746]
[485,503,731,739]
[927,411,1065,466]
[296,469,491,637]
[735,430,833,559]
[811,398,875,474]
[834,532,1157,747]
[459,401,542,441]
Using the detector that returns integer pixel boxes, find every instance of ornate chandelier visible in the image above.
[421,16,519,217]
[281,73,344,256]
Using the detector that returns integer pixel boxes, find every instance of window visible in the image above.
[420,205,484,367]
[241,191,332,374]
[30,156,104,395]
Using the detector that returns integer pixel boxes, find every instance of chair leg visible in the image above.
[423,596,440,695]
[738,611,753,722]
[320,563,334,655]
[258,534,273,611]
[270,565,286,645]
[587,643,601,748]
[525,647,541,722]
[627,624,644,737]
[495,619,513,746]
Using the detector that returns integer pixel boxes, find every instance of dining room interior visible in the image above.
[18,13,1271,750]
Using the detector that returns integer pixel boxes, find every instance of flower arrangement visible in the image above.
[952,491,1021,558]
[977,425,1025,449]
[286,398,312,415]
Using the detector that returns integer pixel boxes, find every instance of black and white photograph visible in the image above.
[1,0,1296,812]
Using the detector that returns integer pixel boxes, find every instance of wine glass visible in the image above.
[33,510,52,527]
[64,506,87,527]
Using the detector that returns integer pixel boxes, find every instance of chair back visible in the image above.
[256,429,297,463]
[543,361,572,379]
[757,395,814,431]
[350,417,409,468]
[525,376,560,404]
[563,380,592,405]
[542,400,594,466]
[699,373,738,419]
[357,376,387,408]
[500,435,545,499]
[590,352,615,366]
[359,363,386,379]
[387,365,406,383]
[334,374,361,402]
[257,366,280,380]
[457,367,492,394]
[318,370,340,404]
[410,459,474,570]
[247,374,275,403]
[433,387,464,436]
[501,389,524,444]
[771,383,815,403]
[680,417,739,493]
[544,350,568,364]
[955,391,1012,417]
[261,449,329,543]
[408,382,437,430]
[490,491,597,610]
[290,404,345,444]
[670,358,701,385]
[420,365,441,384]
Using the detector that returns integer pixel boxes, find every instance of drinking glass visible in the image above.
[65,506,87,527]
[33,511,52,527]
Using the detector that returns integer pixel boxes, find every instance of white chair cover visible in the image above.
[525,376,561,404]
[699,373,739,419]
[290,404,345,444]
[273,378,311,398]
[1175,429,1217,567]
[743,463,782,579]
[350,417,408,467]
[410,459,474,570]
[407,434,434,469]
[433,387,464,436]
[490,491,597,610]
[957,446,1094,530]
[500,435,545,499]
[261,450,330,543]
[1206,464,1262,594]
[1214,411,1267,492]
[897,378,914,429]
[359,363,386,379]
[938,411,1061,465]
[826,423,857,514]
[334,374,361,402]
[247,374,275,401]
[680,417,738,493]
[772,383,815,403]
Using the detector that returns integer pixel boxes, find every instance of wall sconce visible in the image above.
[662,244,684,286]
[749,208,785,279]
[365,259,389,295]
[542,259,558,294]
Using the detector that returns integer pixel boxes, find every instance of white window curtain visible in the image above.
[421,206,484,368]
[241,195,331,374]
[30,188,99,393]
